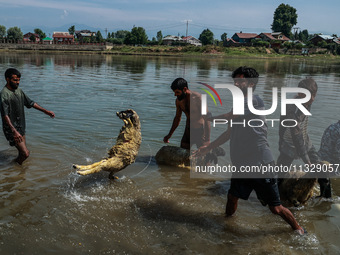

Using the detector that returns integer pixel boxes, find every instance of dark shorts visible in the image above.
[228,178,281,207]
[4,131,16,146]
[181,125,208,148]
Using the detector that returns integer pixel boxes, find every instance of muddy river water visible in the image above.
[0,53,340,254]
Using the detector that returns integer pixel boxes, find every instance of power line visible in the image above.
[144,22,184,31]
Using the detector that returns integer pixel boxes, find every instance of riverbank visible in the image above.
[1,43,339,59]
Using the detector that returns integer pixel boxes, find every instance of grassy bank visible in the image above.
[2,44,340,59]
[106,45,278,58]
[105,45,340,59]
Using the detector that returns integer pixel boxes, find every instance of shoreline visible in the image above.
[1,45,339,60]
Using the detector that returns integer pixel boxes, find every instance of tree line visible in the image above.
[1,3,339,51]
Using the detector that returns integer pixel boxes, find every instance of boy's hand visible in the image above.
[13,130,23,144]
[193,144,211,157]
[163,134,171,143]
[46,111,55,118]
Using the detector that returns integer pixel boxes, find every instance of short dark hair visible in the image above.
[298,78,318,95]
[5,68,21,79]
[232,66,259,90]
[171,78,188,91]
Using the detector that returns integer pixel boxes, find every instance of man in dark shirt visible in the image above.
[319,121,340,164]
[195,66,305,234]
[318,121,340,196]
[277,78,331,198]
[0,68,55,164]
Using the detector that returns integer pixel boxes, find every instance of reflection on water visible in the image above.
[0,53,340,254]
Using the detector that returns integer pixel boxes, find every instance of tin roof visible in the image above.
[234,33,258,39]
[53,32,74,38]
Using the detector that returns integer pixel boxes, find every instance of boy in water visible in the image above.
[317,120,340,196]
[277,78,331,198]
[164,78,210,149]
[0,68,55,164]
[195,66,305,234]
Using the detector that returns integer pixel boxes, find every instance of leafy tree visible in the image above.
[68,25,75,35]
[0,25,6,38]
[7,27,23,41]
[29,34,36,42]
[124,27,148,45]
[300,29,309,42]
[156,30,163,44]
[199,28,214,45]
[336,45,340,55]
[96,31,103,42]
[221,32,228,42]
[271,3,298,37]
[115,30,129,40]
[34,28,46,40]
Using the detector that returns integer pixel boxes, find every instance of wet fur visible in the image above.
[73,109,141,179]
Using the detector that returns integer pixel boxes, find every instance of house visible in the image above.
[182,36,202,46]
[23,32,40,42]
[162,35,183,45]
[258,32,290,42]
[223,38,238,47]
[52,32,74,44]
[75,30,96,42]
[258,32,290,48]
[309,34,338,46]
[231,32,259,44]
[42,37,53,45]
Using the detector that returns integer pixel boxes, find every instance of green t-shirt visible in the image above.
[0,86,35,137]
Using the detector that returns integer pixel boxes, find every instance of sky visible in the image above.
[0,0,339,39]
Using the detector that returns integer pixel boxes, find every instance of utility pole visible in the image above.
[293,27,300,34]
[184,20,192,37]
[183,19,192,44]
[105,28,108,39]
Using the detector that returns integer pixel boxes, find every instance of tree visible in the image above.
[199,28,214,45]
[7,27,23,41]
[34,28,46,40]
[0,25,6,38]
[300,29,309,42]
[221,32,228,42]
[124,27,148,45]
[271,4,298,38]
[96,31,103,42]
[156,30,163,44]
[68,25,75,35]
[115,30,129,39]
[29,34,36,42]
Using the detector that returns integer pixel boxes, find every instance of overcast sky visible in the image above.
[0,0,339,39]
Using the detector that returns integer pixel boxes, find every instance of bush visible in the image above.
[252,40,270,48]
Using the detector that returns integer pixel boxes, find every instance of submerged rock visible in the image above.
[155,145,225,168]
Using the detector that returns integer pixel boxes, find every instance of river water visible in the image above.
[0,52,340,254]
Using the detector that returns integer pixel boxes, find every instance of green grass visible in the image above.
[105,45,340,59]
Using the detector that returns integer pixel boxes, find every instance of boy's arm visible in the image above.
[33,103,55,118]
[194,123,231,157]
[336,138,340,163]
[164,100,182,143]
